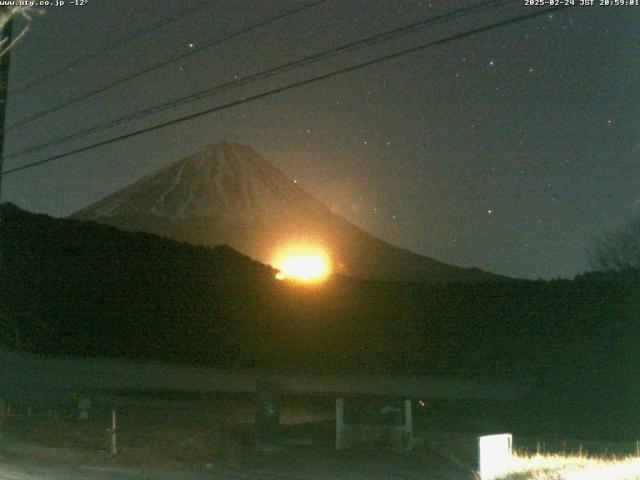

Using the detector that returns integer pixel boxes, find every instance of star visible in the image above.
[489,60,495,67]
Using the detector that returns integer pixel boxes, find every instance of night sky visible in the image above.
[3,0,639,280]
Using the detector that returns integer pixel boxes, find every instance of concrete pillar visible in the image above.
[404,399,413,451]
[255,380,281,449]
[336,397,345,450]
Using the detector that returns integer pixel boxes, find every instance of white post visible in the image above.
[336,397,345,450]
[478,433,513,480]
[110,409,117,455]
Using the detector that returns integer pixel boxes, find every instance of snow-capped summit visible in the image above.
[77,141,328,223]
[71,142,503,282]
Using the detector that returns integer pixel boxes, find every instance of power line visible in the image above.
[5,0,328,132]
[6,0,512,161]
[2,5,569,177]
[13,0,214,95]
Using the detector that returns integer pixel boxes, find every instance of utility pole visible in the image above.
[0,7,12,202]
[0,7,12,296]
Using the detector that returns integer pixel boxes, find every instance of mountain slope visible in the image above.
[71,141,504,282]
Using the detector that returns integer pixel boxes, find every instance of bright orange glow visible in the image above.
[273,246,331,282]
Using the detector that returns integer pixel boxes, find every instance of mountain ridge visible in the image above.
[71,141,508,283]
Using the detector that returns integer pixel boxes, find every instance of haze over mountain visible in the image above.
[71,142,503,283]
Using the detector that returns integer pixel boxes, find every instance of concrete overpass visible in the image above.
[0,350,528,402]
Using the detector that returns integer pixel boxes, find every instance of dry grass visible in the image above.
[497,452,640,480]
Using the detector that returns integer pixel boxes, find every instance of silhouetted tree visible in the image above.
[591,217,640,271]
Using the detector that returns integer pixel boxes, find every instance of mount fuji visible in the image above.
[71,141,504,282]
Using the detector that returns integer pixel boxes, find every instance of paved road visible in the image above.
[0,461,214,479]
[0,449,470,479]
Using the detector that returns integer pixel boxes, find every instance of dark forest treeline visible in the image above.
[1,203,639,389]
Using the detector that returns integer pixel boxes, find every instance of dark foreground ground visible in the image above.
[0,390,634,479]
[0,393,479,479]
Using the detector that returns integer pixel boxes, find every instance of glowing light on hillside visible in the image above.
[273,246,331,282]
